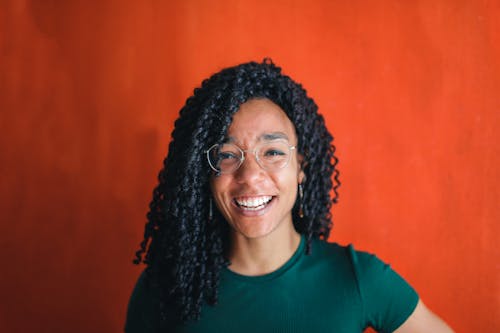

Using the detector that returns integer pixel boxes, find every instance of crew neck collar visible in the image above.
[223,235,305,282]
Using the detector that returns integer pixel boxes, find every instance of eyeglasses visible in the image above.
[206,140,296,174]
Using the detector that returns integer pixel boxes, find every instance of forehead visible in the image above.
[226,98,297,144]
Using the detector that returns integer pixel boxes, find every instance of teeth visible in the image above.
[235,196,273,210]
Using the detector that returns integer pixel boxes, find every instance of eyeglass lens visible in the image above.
[208,141,292,173]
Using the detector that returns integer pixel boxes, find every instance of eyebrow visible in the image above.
[225,132,290,143]
[260,132,289,141]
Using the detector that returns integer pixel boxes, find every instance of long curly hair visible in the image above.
[134,59,340,325]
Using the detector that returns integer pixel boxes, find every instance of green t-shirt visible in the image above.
[126,237,418,333]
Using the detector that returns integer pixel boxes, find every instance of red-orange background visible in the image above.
[1,1,498,332]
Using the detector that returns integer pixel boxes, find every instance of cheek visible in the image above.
[272,174,298,198]
[210,177,231,205]
[276,164,301,186]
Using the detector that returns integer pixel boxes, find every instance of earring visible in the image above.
[298,183,304,218]
[209,197,213,221]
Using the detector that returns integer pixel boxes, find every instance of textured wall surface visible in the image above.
[1,1,498,332]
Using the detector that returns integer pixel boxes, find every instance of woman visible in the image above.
[126,59,453,332]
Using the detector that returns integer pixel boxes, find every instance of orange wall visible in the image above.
[1,1,498,332]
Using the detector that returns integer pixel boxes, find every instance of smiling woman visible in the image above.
[125,60,453,333]
[209,99,305,257]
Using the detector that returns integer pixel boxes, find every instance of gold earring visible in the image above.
[298,183,304,218]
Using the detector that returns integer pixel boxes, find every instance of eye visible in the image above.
[219,151,238,160]
[264,149,286,157]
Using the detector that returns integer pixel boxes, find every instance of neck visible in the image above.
[228,228,301,276]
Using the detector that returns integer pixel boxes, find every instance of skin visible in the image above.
[210,98,304,276]
[209,98,454,332]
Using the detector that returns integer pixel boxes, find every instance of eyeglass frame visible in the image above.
[205,140,297,174]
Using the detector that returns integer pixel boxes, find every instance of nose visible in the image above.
[234,152,265,184]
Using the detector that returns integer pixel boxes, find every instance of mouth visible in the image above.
[233,195,274,211]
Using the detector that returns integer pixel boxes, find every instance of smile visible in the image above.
[234,195,274,211]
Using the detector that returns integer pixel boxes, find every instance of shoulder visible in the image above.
[325,243,420,332]
[310,239,399,276]
[125,270,161,333]
[309,237,352,261]
[306,239,373,288]
[309,239,419,323]
[128,269,158,305]
[308,238,379,273]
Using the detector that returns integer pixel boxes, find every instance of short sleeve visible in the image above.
[348,246,419,333]
[125,271,159,333]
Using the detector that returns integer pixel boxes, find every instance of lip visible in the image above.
[231,195,276,217]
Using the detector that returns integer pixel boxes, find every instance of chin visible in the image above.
[230,218,284,241]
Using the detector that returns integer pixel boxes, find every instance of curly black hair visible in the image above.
[133,59,340,326]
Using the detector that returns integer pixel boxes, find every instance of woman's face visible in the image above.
[210,98,304,242]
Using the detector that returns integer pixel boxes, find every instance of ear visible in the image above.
[298,169,305,184]
[297,153,306,184]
